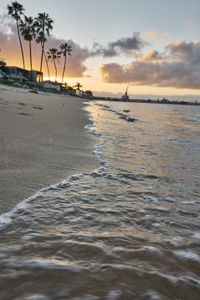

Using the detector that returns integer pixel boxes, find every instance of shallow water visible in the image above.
[0,101,200,299]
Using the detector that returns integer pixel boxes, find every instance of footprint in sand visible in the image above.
[33,105,43,110]
[18,112,32,116]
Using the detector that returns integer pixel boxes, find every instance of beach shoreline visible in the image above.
[0,84,99,214]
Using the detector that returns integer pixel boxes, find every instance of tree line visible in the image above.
[7,1,72,83]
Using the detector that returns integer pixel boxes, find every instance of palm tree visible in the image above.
[60,43,72,84]
[74,82,82,91]
[44,51,50,80]
[35,13,53,75]
[7,1,25,69]
[19,16,36,81]
[47,48,62,82]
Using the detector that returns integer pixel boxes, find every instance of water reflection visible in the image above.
[0,102,200,299]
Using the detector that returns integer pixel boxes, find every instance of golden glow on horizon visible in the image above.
[2,0,200,101]
[5,57,200,97]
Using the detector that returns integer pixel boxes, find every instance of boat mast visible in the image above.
[125,86,129,96]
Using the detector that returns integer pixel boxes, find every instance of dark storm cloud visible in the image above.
[92,33,145,57]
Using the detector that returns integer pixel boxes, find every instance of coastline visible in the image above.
[0,84,99,214]
[93,96,200,106]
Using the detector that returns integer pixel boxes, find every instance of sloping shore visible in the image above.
[0,84,99,214]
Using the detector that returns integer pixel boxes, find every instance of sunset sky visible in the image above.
[1,0,200,98]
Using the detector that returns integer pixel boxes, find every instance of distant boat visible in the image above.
[121,86,129,101]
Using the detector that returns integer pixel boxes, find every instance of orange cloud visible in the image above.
[145,31,158,39]
[99,41,200,89]
[0,15,90,80]
[144,31,172,44]
[137,50,164,62]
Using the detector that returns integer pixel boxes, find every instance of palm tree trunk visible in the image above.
[29,41,33,81]
[62,56,66,84]
[44,52,50,80]
[16,21,25,69]
[54,60,57,82]
[40,41,44,73]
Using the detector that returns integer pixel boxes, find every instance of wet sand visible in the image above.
[0,84,99,214]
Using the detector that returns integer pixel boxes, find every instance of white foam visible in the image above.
[21,294,49,300]
[144,246,163,256]
[152,223,161,228]
[167,236,184,246]
[182,200,198,205]
[85,102,110,168]
[106,290,121,300]
[156,206,169,212]
[193,232,200,239]
[174,250,200,262]
[180,275,200,287]
[143,290,163,300]
[0,173,83,232]
[144,215,153,221]
[0,192,41,230]
[24,258,81,272]
[151,271,178,285]
[68,174,82,181]
[0,191,41,231]
[165,197,176,203]
[0,213,12,230]
[112,246,126,253]
[144,196,159,204]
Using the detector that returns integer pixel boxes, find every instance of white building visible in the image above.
[41,80,62,92]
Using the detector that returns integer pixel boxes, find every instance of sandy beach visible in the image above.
[0,84,99,214]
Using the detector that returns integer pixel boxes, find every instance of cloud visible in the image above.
[0,15,90,78]
[166,40,200,63]
[92,33,145,57]
[0,17,23,65]
[45,36,90,77]
[99,41,200,89]
[145,31,158,39]
[0,14,147,79]
[137,50,164,62]
[144,31,172,44]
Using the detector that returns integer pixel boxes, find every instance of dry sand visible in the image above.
[0,84,99,214]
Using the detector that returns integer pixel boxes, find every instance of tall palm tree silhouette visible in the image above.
[60,43,72,84]
[47,48,62,82]
[7,1,25,69]
[35,13,53,76]
[20,16,36,81]
[44,51,51,80]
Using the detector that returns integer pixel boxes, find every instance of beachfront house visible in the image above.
[76,89,93,98]
[0,69,9,79]
[0,61,9,79]
[5,66,43,82]
[40,80,62,92]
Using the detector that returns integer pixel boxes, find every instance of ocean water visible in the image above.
[0,101,200,300]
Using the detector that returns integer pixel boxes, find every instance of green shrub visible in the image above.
[0,78,14,85]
